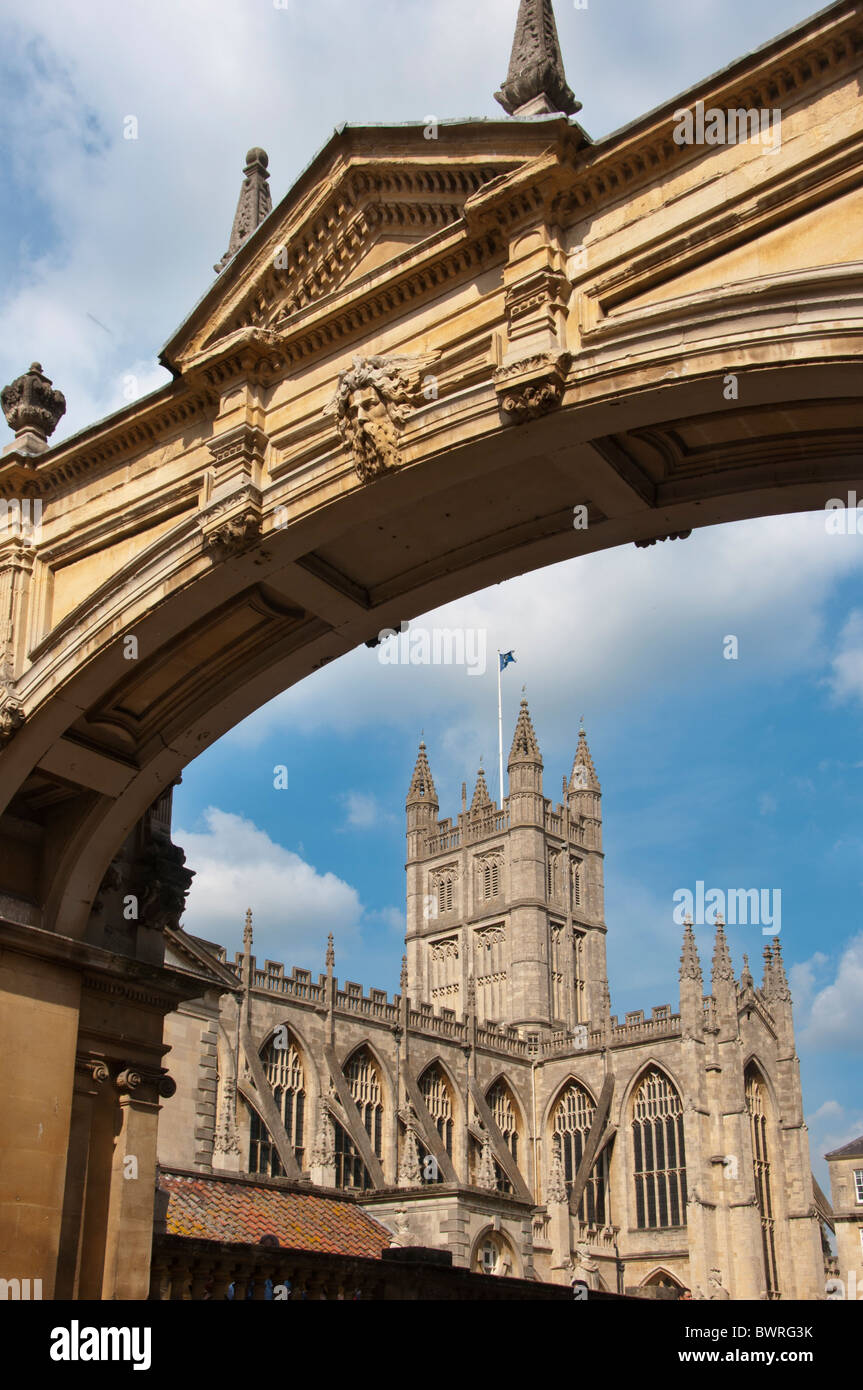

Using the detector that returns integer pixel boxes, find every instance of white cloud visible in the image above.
[174,807,363,965]
[798,933,863,1052]
[826,610,863,706]
[339,791,390,830]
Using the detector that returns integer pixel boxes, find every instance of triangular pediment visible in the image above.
[161,120,570,372]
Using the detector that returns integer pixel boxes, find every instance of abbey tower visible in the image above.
[405,704,608,1032]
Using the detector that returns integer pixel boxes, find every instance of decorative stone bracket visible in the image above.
[494,350,572,423]
[200,423,267,557]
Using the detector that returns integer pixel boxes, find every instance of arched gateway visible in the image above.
[0,0,858,1296]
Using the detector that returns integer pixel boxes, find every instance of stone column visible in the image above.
[101,1066,176,1300]
[54,1057,110,1298]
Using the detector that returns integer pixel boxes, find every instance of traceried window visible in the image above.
[572,859,582,909]
[632,1069,687,1230]
[437,874,454,914]
[249,1031,305,1176]
[746,1069,780,1299]
[334,1047,384,1190]
[854,1169,863,1205]
[546,851,560,900]
[552,1081,610,1225]
[484,1078,520,1193]
[482,859,500,899]
[419,1064,454,1157]
[416,1064,454,1184]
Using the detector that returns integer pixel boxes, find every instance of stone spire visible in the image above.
[495,0,581,118]
[469,763,492,816]
[508,698,542,765]
[477,1128,497,1190]
[740,953,754,992]
[711,917,734,987]
[406,739,438,807]
[679,917,702,984]
[761,942,775,997]
[2,362,66,456]
[770,936,791,1003]
[326,932,335,970]
[214,148,273,274]
[547,1137,568,1205]
[570,720,599,792]
[243,907,253,949]
[400,953,409,994]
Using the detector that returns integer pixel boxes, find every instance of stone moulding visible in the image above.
[494,351,572,423]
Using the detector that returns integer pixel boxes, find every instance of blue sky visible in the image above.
[1,0,858,1186]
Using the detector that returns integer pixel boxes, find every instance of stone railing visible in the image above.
[251,969,325,1003]
[466,811,509,841]
[609,1010,681,1047]
[475,1024,533,1057]
[545,810,563,836]
[408,1007,467,1041]
[425,828,462,853]
[339,990,400,1023]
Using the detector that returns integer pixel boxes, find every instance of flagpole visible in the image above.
[497,651,504,809]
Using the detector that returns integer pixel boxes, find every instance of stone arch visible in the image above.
[615,1056,686,1127]
[641,1267,685,1291]
[541,1072,598,1134]
[469,1224,521,1279]
[483,1069,529,1133]
[742,1053,783,1124]
[340,1038,396,1115]
[545,1074,611,1224]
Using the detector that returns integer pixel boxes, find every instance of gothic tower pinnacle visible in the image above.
[495,0,582,118]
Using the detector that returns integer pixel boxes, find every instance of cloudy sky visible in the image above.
[2,0,859,1186]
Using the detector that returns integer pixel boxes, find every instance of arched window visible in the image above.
[472,1078,519,1194]
[334,1048,384,1190]
[437,874,454,914]
[249,1030,305,1176]
[482,860,500,900]
[632,1069,687,1229]
[552,1080,610,1224]
[746,1069,780,1298]
[419,1064,454,1157]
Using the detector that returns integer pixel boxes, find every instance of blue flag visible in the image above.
[499,651,516,672]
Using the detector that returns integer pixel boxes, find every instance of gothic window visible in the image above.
[333,1047,385,1190]
[552,1081,610,1225]
[482,859,501,899]
[474,925,507,1021]
[437,873,454,914]
[485,1078,520,1193]
[429,936,460,1006]
[632,1069,687,1230]
[249,1031,305,1176]
[419,1064,454,1157]
[546,851,559,899]
[746,1069,780,1299]
[572,859,582,909]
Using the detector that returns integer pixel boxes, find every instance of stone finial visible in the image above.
[326,932,335,970]
[740,953,754,991]
[477,1128,497,1191]
[469,764,492,817]
[679,918,703,983]
[400,954,409,993]
[406,738,438,807]
[1,363,66,455]
[569,722,599,792]
[398,1118,422,1188]
[495,0,581,118]
[547,1137,568,1205]
[214,148,273,274]
[771,935,791,1002]
[508,697,542,766]
[711,918,734,986]
[243,907,253,948]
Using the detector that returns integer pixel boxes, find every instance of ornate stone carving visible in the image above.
[1,363,66,454]
[398,1112,422,1188]
[634,530,692,549]
[137,831,195,933]
[494,351,571,423]
[476,1125,497,1191]
[547,1137,568,1205]
[310,1096,336,1168]
[0,695,25,747]
[495,0,581,117]
[213,1080,242,1156]
[116,1066,176,1100]
[323,352,439,482]
[204,508,262,557]
[430,937,459,962]
[215,148,273,274]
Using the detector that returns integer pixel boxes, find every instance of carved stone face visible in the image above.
[343,384,400,480]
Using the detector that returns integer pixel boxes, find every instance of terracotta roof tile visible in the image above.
[158,1171,392,1259]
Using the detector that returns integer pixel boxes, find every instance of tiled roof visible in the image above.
[158,1170,392,1259]
[825,1135,863,1160]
